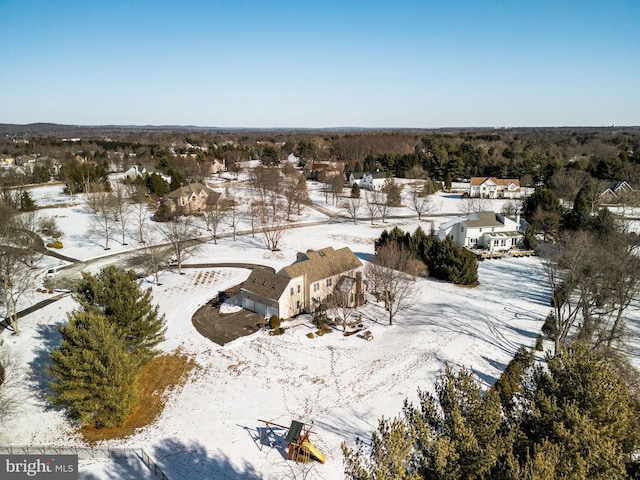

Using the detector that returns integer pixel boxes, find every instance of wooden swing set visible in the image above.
[258,418,326,464]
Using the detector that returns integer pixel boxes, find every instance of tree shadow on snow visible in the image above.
[28,323,63,406]
[151,437,261,480]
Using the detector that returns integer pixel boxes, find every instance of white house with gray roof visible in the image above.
[241,247,364,319]
[437,211,524,253]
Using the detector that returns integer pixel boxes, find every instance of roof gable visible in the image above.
[167,182,212,199]
[470,177,520,188]
[242,269,291,298]
[279,246,362,282]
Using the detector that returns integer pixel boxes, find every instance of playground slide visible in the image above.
[301,440,326,464]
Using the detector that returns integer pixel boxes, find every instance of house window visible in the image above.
[479,228,482,232]
[296,300,300,310]
[297,285,301,293]
[290,287,294,296]
[326,278,332,287]
[313,282,320,292]
[512,237,518,246]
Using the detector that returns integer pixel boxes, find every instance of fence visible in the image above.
[0,445,169,480]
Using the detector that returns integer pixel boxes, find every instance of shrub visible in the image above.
[268,315,281,330]
[535,334,544,351]
[306,332,315,339]
[47,241,63,249]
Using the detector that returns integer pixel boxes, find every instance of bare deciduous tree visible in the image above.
[160,215,200,275]
[139,225,171,286]
[223,186,240,241]
[365,243,418,325]
[203,196,228,244]
[341,197,361,224]
[0,211,40,335]
[460,196,490,214]
[406,182,434,221]
[376,190,390,223]
[257,199,287,251]
[130,186,150,245]
[86,189,116,250]
[364,190,379,225]
[112,182,131,246]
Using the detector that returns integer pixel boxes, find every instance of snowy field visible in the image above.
[1,179,637,479]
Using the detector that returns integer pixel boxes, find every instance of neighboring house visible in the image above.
[598,180,634,203]
[241,246,364,319]
[438,211,524,252]
[348,171,388,190]
[164,182,220,214]
[469,177,521,199]
[306,162,342,180]
[201,159,226,175]
[123,164,161,182]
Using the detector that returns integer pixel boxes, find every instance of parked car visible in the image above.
[46,267,60,278]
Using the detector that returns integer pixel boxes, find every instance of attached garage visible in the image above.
[241,269,290,319]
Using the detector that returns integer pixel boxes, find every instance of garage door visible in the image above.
[255,302,266,316]
[266,306,279,319]
[244,298,254,311]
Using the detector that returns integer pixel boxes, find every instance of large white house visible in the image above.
[437,211,524,252]
[348,171,389,190]
[241,246,364,319]
[469,177,521,199]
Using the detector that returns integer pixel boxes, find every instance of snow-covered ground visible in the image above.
[1,179,636,479]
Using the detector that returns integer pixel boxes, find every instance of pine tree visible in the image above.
[519,344,639,479]
[342,345,640,479]
[48,311,138,428]
[351,183,361,199]
[75,266,166,366]
[19,191,36,211]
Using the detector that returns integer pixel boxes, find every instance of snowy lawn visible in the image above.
[2,207,553,479]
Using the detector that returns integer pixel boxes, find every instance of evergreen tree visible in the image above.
[350,182,361,198]
[343,344,640,479]
[383,177,402,207]
[48,310,138,428]
[427,236,478,285]
[75,266,166,366]
[146,173,169,196]
[522,187,563,224]
[519,344,639,479]
[19,190,36,211]
[168,168,186,191]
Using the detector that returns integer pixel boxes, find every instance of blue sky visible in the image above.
[1,0,639,128]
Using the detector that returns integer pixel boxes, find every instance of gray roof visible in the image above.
[463,211,504,228]
[166,182,212,199]
[241,269,291,299]
[278,247,362,283]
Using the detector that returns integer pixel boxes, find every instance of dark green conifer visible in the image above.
[48,311,138,428]
[75,266,166,366]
